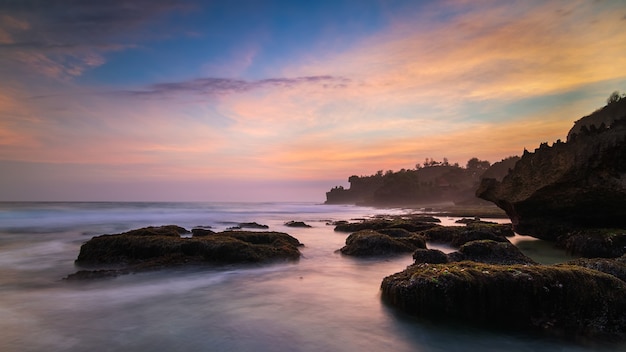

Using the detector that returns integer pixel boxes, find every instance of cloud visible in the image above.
[287,0,626,104]
[124,75,350,98]
[0,0,190,78]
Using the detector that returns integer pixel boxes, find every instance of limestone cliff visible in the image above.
[477,98,626,240]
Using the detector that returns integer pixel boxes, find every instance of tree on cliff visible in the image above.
[466,158,491,179]
[607,91,625,105]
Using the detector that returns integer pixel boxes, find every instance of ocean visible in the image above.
[0,202,622,351]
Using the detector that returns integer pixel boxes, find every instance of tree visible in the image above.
[466,157,491,179]
[607,91,623,105]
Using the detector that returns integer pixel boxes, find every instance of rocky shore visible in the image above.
[335,214,626,339]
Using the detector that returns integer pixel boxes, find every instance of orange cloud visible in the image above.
[287,0,626,103]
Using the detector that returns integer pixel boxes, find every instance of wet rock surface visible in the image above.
[334,216,440,233]
[381,261,626,340]
[69,225,303,279]
[284,221,312,228]
[421,224,513,247]
[339,230,426,257]
[558,229,626,258]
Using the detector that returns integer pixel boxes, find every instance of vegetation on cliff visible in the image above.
[326,157,519,206]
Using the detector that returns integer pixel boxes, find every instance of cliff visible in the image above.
[477,98,626,240]
[326,157,517,206]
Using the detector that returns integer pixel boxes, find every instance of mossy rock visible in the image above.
[381,261,626,339]
[123,225,189,237]
[412,248,449,264]
[567,255,626,282]
[448,240,537,265]
[285,221,312,228]
[339,230,426,257]
[421,225,510,247]
[72,226,303,277]
[558,229,626,258]
[334,219,439,233]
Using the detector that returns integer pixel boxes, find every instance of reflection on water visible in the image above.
[510,235,577,265]
[0,203,622,351]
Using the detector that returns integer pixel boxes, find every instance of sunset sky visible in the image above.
[1,0,626,202]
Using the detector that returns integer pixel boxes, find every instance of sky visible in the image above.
[1,0,626,202]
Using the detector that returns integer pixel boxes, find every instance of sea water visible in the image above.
[0,202,622,352]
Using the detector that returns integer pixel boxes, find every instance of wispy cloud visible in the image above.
[124,75,350,98]
[288,0,626,103]
[0,0,190,78]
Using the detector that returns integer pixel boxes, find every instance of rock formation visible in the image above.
[477,98,626,241]
[381,261,626,339]
[68,225,302,279]
[339,230,426,257]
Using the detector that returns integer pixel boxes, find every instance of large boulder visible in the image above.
[339,230,426,257]
[477,99,626,241]
[381,261,626,339]
[70,226,302,278]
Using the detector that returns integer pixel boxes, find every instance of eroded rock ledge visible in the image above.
[477,99,626,243]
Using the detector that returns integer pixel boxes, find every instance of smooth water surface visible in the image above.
[0,202,622,351]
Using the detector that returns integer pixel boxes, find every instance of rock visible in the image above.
[339,230,426,257]
[191,228,215,237]
[558,229,626,258]
[64,269,124,280]
[381,261,626,339]
[421,225,510,247]
[334,218,439,233]
[412,248,449,264]
[447,240,537,265]
[123,225,189,237]
[567,255,626,282]
[284,221,312,228]
[236,222,269,229]
[71,226,302,278]
[376,228,413,238]
[454,217,497,225]
[477,99,626,241]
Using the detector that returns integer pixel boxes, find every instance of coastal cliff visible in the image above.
[477,97,626,241]
[326,157,518,206]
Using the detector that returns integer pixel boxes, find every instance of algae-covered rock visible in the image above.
[448,240,537,265]
[71,226,303,278]
[558,229,626,258]
[421,224,511,247]
[412,248,449,264]
[334,215,440,233]
[285,221,312,228]
[567,255,626,282]
[339,230,426,257]
[334,218,439,233]
[381,261,626,339]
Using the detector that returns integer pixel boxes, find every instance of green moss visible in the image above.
[74,227,303,273]
[382,261,626,339]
